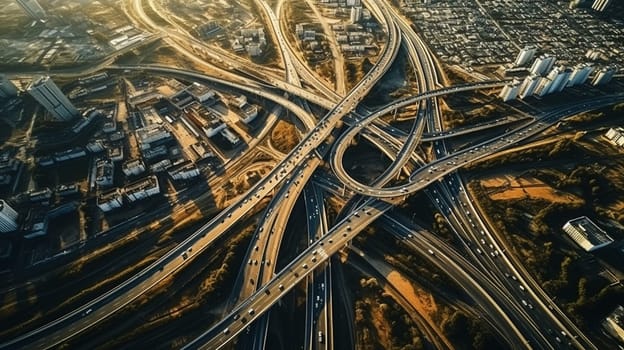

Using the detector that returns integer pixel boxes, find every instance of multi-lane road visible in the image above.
[3,0,623,349]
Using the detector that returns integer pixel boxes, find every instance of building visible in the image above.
[514,46,537,67]
[136,124,171,150]
[108,146,124,163]
[592,0,612,11]
[15,0,46,20]
[546,66,571,94]
[567,63,594,87]
[168,162,201,181]
[191,142,215,160]
[518,74,541,99]
[562,216,614,252]
[0,199,18,233]
[23,209,48,239]
[95,158,115,188]
[97,188,123,212]
[188,83,217,104]
[533,77,554,97]
[124,175,160,202]
[499,80,521,102]
[350,6,363,24]
[603,305,624,344]
[605,127,624,148]
[122,159,146,177]
[142,144,168,161]
[150,159,172,173]
[56,183,80,197]
[530,54,556,76]
[27,76,78,121]
[0,75,18,99]
[53,147,86,162]
[592,66,617,86]
[28,188,52,204]
[86,140,105,153]
[220,127,241,146]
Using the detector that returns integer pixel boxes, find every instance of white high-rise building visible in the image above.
[530,54,556,76]
[518,74,541,99]
[499,80,521,102]
[592,0,612,12]
[15,0,46,20]
[0,75,18,99]
[0,199,18,233]
[534,77,554,97]
[28,76,78,121]
[546,66,572,94]
[350,6,363,24]
[514,46,537,67]
[592,66,617,86]
[567,63,595,87]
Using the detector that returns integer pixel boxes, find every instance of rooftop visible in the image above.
[563,216,614,251]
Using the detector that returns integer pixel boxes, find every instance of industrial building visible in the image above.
[562,216,614,252]
[27,76,78,122]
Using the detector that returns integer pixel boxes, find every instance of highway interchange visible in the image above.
[3,0,624,349]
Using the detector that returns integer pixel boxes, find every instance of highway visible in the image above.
[5,1,623,349]
[330,95,624,198]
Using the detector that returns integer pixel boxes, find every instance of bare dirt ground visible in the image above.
[385,270,438,320]
[480,174,583,204]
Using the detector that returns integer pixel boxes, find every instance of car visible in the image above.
[223,328,230,335]
[233,314,240,320]
[278,284,284,291]
[318,331,324,343]
[428,249,434,255]
[85,308,92,315]
[248,308,255,315]
[303,263,308,269]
